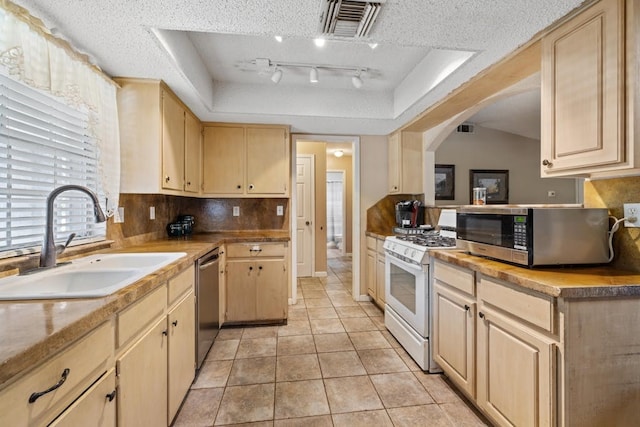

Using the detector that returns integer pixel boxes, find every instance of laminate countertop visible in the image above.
[0,231,289,389]
[429,249,640,298]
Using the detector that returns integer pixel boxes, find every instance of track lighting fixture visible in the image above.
[351,75,363,89]
[271,68,283,84]
[250,59,367,87]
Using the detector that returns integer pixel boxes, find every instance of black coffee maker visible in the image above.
[167,214,195,237]
[395,200,424,228]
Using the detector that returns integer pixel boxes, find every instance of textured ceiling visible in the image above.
[12,0,587,135]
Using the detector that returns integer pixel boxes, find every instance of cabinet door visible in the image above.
[541,0,624,175]
[49,369,116,427]
[168,292,196,423]
[255,259,287,320]
[162,90,185,191]
[477,308,555,427]
[202,126,245,194]
[366,249,376,299]
[247,127,289,195]
[117,318,168,427]
[432,282,476,398]
[375,254,386,305]
[388,132,400,193]
[225,261,257,322]
[184,112,201,193]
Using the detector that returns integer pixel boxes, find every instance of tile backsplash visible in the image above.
[108,194,289,247]
[584,177,640,272]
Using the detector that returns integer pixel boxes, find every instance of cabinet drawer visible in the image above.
[226,243,286,258]
[0,321,113,426]
[117,284,167,348]
[168,265,194,306]
[376,238,385,255]
[480,276,555,333]
[433,260,475,296]
[49,368,116,427]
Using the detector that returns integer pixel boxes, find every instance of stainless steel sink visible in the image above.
[0,252,186,300]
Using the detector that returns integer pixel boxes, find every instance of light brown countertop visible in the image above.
[429,249,640,298]
[0,232,289,389]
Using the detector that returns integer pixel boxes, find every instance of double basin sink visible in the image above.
[0,252,187,300]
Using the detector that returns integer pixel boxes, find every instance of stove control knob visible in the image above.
[411,250,416,258]
[404,248,409,256]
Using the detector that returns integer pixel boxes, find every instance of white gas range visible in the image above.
[383,209,457,372]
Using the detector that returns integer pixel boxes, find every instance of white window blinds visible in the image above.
[0,73,106,255]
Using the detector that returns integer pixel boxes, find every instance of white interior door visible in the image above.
[296,155,314,277]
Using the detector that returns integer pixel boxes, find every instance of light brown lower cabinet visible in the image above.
[432,282,476,398]
[476,307,555,427]
[365,235,386,307]
[224,242,288,324]
[433,258,640,427]
[117,317,169,427]
[168,292,196,421]
[0,321,113,426]
[49,369,117,427]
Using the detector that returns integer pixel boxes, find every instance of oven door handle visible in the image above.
[385,252,424,272]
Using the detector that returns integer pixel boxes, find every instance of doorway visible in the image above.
[326,170,345,258]
[292,134,361,304]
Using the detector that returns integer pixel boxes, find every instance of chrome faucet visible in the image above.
[39,185,107,268]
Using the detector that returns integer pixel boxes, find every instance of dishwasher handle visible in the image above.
[198,248,220,269]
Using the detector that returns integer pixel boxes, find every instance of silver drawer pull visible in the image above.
[29,368,70,403]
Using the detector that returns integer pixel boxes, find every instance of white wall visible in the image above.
[435,126,577,205]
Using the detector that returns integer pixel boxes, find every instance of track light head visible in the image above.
[310,68,319,83]
[271,68,283,84]
[351,75,363,89]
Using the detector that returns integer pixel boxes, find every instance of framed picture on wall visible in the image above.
[435,164,455,200]
[469,169,509,204]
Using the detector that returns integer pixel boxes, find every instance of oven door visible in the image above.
[385,254,428,337]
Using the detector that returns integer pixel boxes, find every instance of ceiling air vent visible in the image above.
[456,123,475,134]
[319,0,384,38]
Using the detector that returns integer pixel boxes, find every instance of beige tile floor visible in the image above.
[173,251,490,426]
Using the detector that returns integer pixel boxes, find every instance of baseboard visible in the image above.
[356,295,372,302]
[314,271,328,277]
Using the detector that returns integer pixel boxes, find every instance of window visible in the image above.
[0,73,105,256]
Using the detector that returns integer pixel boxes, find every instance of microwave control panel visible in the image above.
[513,216,528,250]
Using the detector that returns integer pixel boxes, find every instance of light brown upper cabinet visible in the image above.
[115,78,202,195]
[202,123,290,197]
[388,130,423,194]
[541,0,640,178]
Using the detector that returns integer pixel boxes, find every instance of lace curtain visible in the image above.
[0,0,120,216]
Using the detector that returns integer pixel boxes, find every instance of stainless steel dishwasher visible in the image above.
[196,247,219,369]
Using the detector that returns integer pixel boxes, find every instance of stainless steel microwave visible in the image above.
[456,206,610,267]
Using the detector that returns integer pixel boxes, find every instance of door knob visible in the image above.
[305,221,310,225]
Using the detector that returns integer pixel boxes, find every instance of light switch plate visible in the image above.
[149,206,155,220]
[277,205,283,216]
[623,203,640,227]
[233,206,240,217]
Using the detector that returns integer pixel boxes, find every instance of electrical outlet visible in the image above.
[277,205,283,216]
[149,206,155,220]
[233,206,240,217]
[623,203,640,227]
[547,190,556,197]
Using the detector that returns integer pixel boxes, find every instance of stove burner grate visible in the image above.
[395,232,456,248]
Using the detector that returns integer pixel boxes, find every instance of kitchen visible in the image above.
[2,0,640,426]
